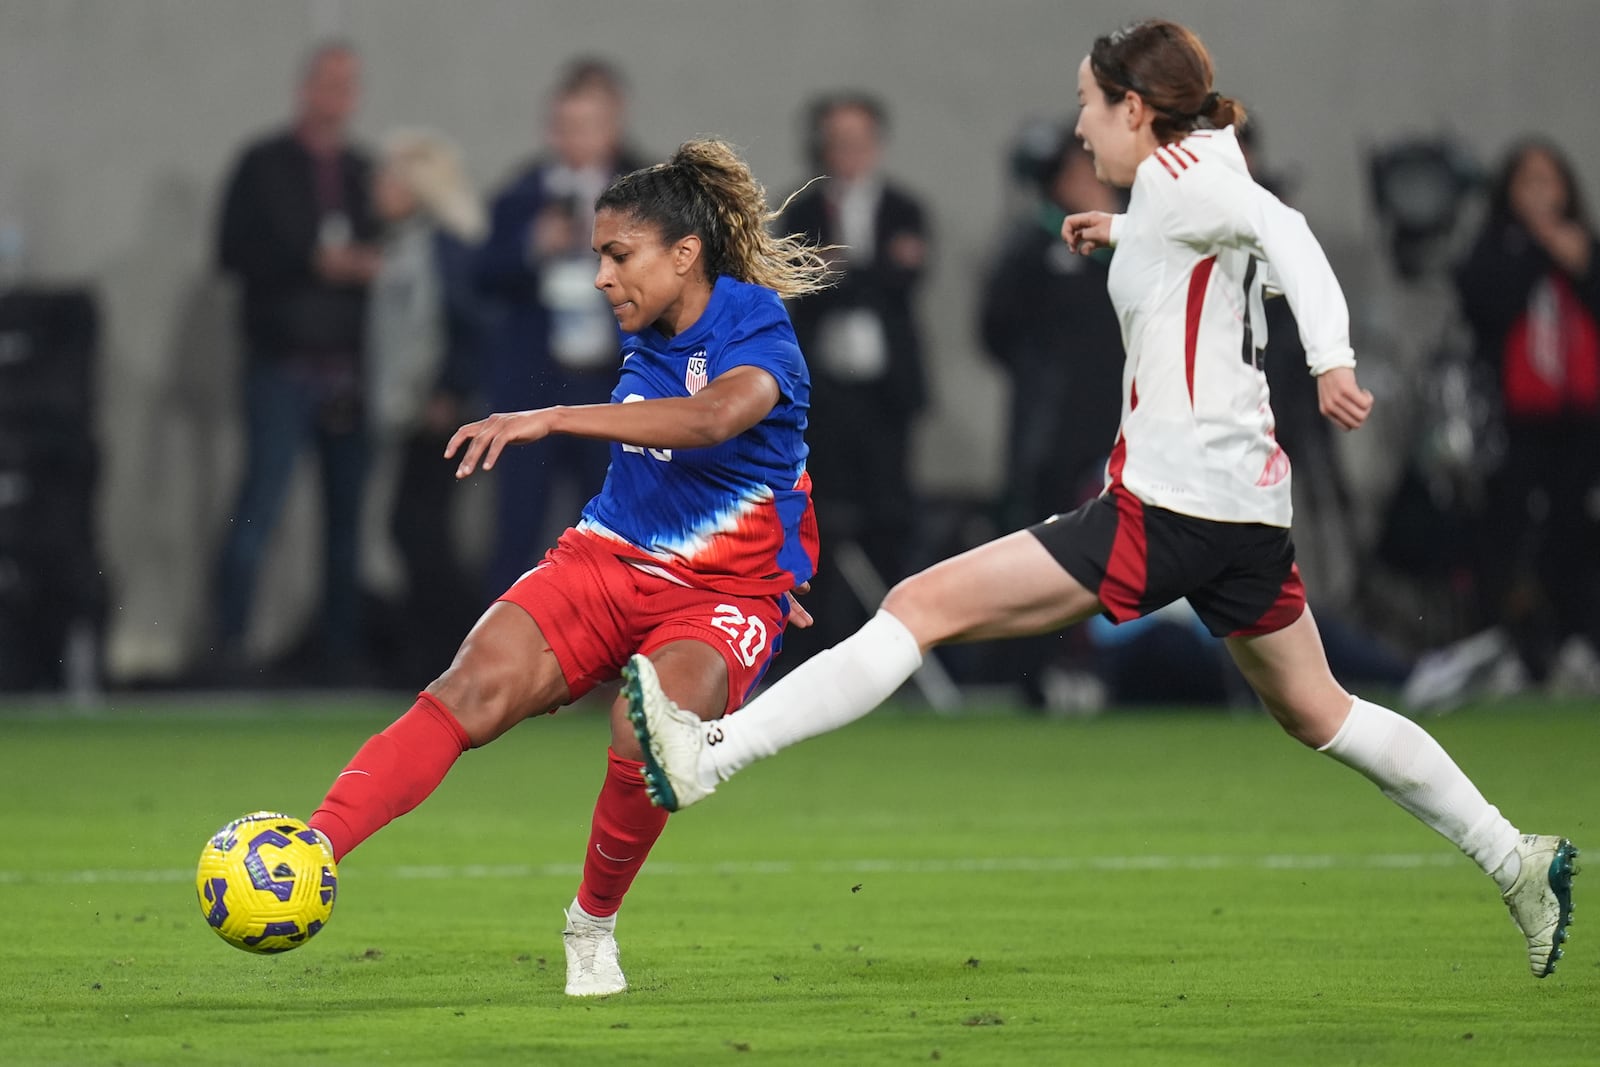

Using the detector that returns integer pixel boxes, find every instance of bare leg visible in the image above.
[1226,608,1521,876]
[1226,606,1582,977]
[885,530,1104,648]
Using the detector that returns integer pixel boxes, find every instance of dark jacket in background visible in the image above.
[980,212,1123,528]
[781,181,930,419]
[218,129,378,357]
[771,177,931,666]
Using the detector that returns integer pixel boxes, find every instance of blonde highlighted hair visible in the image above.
[379,128,486,242]
[596,138,834,299]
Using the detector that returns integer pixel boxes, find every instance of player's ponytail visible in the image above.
[596,138,835,299]
[1197,91,1247,132]
[1090,19,1248,144]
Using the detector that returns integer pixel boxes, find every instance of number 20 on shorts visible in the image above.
[710,604,768,667]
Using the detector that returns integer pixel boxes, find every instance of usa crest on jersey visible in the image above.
[685,352,709,395]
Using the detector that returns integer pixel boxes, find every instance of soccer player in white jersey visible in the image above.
[624,19,1577,978]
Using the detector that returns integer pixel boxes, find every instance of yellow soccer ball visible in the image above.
[196,811,338,954]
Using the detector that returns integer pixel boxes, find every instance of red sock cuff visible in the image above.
[414,691,472,752]
[606,748,647,783]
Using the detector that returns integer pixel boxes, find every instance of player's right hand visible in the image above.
[446,410,557,478]
[1062,211,1114,254]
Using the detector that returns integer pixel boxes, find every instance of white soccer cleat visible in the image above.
[562,903,626,996]
[1502,835,1579,978]
[622,653,715,812]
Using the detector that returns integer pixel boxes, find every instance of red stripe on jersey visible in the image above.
[1256,442,1291,487]
[1099,487,1149,622]
[1184,256,1218,405]
[1153,150,1180,179]
[1105,433,1127,486]
[1229,563,1307,637]
[1177,145,1200,164]
[1106,381,1138,486]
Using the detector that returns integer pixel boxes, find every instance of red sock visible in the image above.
[576,749,671,918]
[309,692,471,861]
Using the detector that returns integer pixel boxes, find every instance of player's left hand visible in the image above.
[446,409,557,478]
[784,582,814,629]
[1316,366,1374,431]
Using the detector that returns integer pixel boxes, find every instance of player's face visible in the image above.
[1073,56,1136,188]
[592,209,702,336]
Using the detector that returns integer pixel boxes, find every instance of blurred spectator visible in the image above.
[475,57,644,597]
[977,121,1122,708]
[365,129,490,683]
[778,92,931,658]
[1411,139,1600,706]
[212,41,381,681]
[981,121,1123,532]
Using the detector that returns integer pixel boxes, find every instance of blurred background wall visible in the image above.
[0,0,1595,683]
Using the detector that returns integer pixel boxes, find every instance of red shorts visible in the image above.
[497,529,789,716]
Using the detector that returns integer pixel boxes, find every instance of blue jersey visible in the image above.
[578,276,819,597]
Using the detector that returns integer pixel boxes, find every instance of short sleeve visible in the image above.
[711,292,806,402]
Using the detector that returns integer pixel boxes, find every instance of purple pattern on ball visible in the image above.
[242,829,296,902]
[202,877,229,928]
[242,920,301,948]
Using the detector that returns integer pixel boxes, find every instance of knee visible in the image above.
[609,710,644,762]
[881,574,948,647]
[427,660,528,747]
[1265,688,1350,749]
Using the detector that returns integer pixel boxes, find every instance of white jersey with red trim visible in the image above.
[1101,126,1355,527]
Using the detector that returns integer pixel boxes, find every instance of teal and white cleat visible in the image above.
[1502,835,1578,978]
[622,653,714,812]
[562,902,626,996]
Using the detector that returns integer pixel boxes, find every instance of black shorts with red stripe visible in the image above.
[1028,485,1306,638]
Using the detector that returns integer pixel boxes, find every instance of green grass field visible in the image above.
[1,696,1595,1066]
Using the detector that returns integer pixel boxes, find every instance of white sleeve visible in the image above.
[1158,169,1356,375]
[1108,213,1127,247]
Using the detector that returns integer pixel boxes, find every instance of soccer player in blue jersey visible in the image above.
[300,139,832,995]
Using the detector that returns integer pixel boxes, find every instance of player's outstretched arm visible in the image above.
[446,365,780,478]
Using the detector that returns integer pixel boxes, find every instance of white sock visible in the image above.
[1319,698,1522,891]
[701,609,923,786]
[568,898,616,930]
